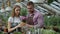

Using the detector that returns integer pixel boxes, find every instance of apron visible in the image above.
[8,17,21,34]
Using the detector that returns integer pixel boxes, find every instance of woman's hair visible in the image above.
[11,5,21,17]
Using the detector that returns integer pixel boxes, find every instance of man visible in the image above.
[26,1,44,28]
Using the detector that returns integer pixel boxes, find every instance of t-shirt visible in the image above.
[8,16,22,32]
[8,17,21,25]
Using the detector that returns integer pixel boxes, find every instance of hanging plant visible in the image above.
[20,7,27,16]
[48,0,54,5]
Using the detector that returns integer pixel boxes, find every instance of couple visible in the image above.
[8,1,44,33]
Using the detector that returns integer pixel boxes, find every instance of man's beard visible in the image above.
[29,10,34,14]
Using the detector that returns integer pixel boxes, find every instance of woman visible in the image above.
[8,5,25,34]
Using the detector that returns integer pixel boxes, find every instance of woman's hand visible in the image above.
[20,22,26,27]
[17,24,21,27]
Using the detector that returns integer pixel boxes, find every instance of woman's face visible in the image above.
[15,7,20,16]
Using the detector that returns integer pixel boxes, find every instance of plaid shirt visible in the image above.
[27,9,44,28]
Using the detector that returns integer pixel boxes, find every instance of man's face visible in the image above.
[27,5,34,13]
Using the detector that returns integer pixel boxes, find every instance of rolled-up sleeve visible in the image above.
[20,16,26,20]
[34,14,44,28]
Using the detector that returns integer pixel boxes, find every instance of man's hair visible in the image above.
[27,1,34,6]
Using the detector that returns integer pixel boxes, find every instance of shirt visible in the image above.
[8,16,24,32]
[27,9,44,28]
[8,16,25,25]
[27,13,34,25]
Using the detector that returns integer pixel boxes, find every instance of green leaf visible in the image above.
[20,7,27,16]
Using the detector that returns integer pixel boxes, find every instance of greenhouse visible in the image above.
[0,0,60,34]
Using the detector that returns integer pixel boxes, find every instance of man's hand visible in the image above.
[29,25,33,28]
[27,24,34,28]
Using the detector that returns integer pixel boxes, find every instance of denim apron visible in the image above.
[8,17,21,34]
